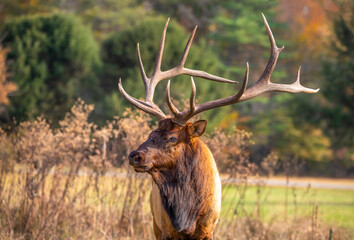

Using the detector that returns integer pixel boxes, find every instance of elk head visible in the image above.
[119,15,318,173]
[128,118,207,173]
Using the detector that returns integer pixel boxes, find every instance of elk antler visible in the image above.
[118,18,237,120]
[166,14,319,125]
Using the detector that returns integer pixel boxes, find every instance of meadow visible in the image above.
[0,101,353,239]
[221,184,354,230]
[1,167,353,239]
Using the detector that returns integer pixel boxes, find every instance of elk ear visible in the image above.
[187,120,207,138]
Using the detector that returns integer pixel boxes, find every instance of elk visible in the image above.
[118,15,318,239]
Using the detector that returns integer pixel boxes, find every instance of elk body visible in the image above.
[118,15,318,239]
[129,119,221,239]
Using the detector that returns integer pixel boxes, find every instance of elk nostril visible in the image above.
[128,151,144,164]
[135,155,142,163]
[128,151,135,161]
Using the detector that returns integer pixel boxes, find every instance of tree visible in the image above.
[208,0,282,76]
[0,0,154,40]
[145,0,222,34]
[319,7,353,172]
[206,0,296,134]
[282,6,354,175]
[321,8,354,148]
[2,13,101,122]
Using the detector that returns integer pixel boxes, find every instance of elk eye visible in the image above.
[168,136,178,143]
[150,137,156,144]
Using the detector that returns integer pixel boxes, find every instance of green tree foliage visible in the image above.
[321,10,354,148]
[0,0,153,40]
[207,0,292,134]
[145,0,221,34]
[287,6,353,173]
[44,0,152,39]
[101,17,234,127]
[268,105,332,163]
[3,13,101,122]
[209,0,282,76]
[206,0,329,166]
[1,0,348,176]
[249,94,332,169]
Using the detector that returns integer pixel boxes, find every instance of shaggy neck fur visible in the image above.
[150,139,211,233]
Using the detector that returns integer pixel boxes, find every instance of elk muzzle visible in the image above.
[128,150,150,172]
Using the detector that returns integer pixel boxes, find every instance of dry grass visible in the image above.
[0,100,352,239]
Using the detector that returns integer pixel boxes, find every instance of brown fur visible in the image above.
[129,118,221,239]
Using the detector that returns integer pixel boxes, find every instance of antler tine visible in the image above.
[172,64,250,124]
[178,25,197,68]
[150,19,238,87]
[166,80,180,117]
[189,77,196,114]
[255,13,284,85]
[167,77,198,124]
[151,18,170,81]
[237,14,319,101]
[191,63,249,116]
[137,43,149,88]
[293,67,319,93]
[118,78,166,119]
[264,66,320,94]
[171,14,319,124]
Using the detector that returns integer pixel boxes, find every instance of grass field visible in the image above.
[1,168,353,239]
[221,183,354,230]
[2,103,352,239]
[4,170,354,229]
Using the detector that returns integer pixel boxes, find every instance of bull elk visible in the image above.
[118,15,318,239]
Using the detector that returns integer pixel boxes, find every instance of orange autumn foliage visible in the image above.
[0,46,17,106]
[278,0,340,56]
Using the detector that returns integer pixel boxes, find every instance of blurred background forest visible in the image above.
[0,0,353,239]
[0,0,353,177]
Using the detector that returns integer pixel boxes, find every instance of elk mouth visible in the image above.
[129,163,152,173]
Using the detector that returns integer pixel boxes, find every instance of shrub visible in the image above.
[203,127,256,177]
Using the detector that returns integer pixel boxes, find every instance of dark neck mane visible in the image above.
[150,139,211,233]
